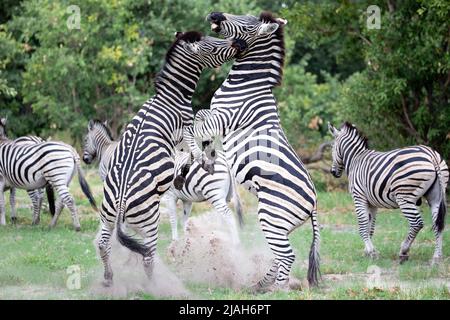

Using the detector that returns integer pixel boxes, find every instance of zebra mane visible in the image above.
[165,31,203,63]
[91,119,114,141]
[342,122,369,148]
[155,31,203,91]
[258,11,285,87]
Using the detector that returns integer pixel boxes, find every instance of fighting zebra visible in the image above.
[181,12,320,290]
[82,119,243,243]
[0,117,97,229]
[328,122,448,264]
[97,32,246,286]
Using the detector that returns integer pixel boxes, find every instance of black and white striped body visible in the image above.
[95,33,243,286]
[0,130,96,230]
[329,122,448,264]
[165,149,242,243]
[6,135,47,224]
[83,120,242,244]
[183,12,320,290]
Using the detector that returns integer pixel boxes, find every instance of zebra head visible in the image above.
[173,31,247,68]
[83,119,112,164]
[328,122,369,178]
[0,117,7,139]
[328,122,344,178]
[206,11,287,43]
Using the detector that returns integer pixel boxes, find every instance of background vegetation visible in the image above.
[1,0,448,161]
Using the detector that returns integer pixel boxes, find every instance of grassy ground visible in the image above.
[0,168,449,300]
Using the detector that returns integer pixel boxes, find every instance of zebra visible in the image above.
[0,121,55,223]
[97,32,246,287]
[82,120,117,181]
[180,12,320,291]
[0,117,97,230]
[328,122,448,264]
[83,119,243,243]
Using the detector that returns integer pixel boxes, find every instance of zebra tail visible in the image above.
[307,209,321,287]
[45,185,55,216]
[76,165,98,211]
[116,203,149,257]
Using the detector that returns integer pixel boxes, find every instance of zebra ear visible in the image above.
[258,22,279,35]
[276,18,288,26]
[174,31,183,38]
[88,120,95,130]
[0,117,7,126]
[328,122,339,137]
[103,120,108,127]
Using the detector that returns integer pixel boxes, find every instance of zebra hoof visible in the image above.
[32,219,40,226]
[431,257,442,266]
[74,226,81,232]
[399,254,409,264]
[365,251,379,260]
[11,217,17,224]
[102,279,113,287]
[289,277,305,291]
[173,175,186,190]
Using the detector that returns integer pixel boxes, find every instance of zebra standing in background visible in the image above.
[82,119,243,243]
[0,117,97,229]
[97,32,246,287]
[181,12,320,290]
[83,120,118,181]
[12,135,55,223]
[328,122,448,264]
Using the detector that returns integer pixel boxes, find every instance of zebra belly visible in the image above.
[4,175,46,190]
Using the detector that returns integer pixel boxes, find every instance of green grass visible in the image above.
[0,168,449,300]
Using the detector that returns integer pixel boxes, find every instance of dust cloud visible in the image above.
[91,210,273,298]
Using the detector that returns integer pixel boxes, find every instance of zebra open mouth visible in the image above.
[210,23,221,33]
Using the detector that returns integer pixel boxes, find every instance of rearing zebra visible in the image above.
[0,117,97,229]
[182,12,320,290]
[82,119,243,243]
[328,122,448,264]
[97,32,246,286]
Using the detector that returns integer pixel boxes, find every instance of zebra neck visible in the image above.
[228,35,284,88]
[155,56,203,104]
[344,147,370,175]
[96,136,113,161]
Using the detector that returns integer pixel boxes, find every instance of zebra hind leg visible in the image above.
[425,181,445,265]
[0,180,6,225]
[49,198,64,229]
[10,187,17,224]
[397,199,424,264]
[97,222,114,287]
[28,190,43,225]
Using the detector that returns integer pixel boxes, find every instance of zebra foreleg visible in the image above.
[212,199,240,245]
[368,207,378,239]
[354,200,378,258]
[182,201,193,235]
[97,222,114,287]
[166,193,179,241]
[10,187,16,224]
[397,199,424,263]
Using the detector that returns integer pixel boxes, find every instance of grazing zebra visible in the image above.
[181,12,320,290]
[0,117,97,229]
[97,32,246,287]
[83,119,243,243]
[328,122,449,264]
